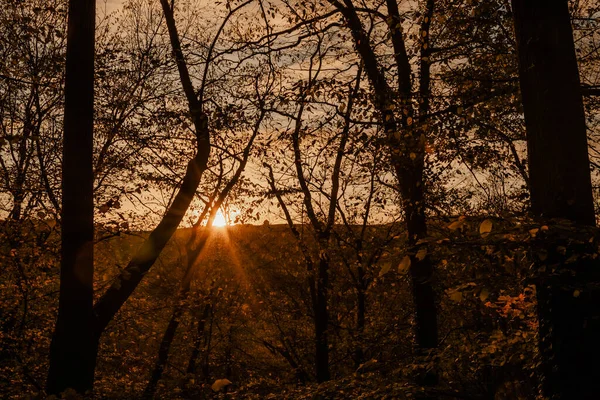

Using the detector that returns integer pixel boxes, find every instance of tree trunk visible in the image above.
[354,264,366,368]
[92,156,208,334]
[511,1,599,398]
[511,0,595,225]
[142,305,185,399]
[143,230,211,398]
[400,163,437,349]
[410,0,438,351]
[330,0,438,352]
[46,0,96,394]
[91,0,211,336]
[530,227,600,400]
[315,252,330,382]
[201,304,214,380]
[187,302,211,374]
[10,191,23,221]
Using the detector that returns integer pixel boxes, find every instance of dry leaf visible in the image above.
[379,262,392,277]
[448,220,464,231]
[479,219,493,237]
[449,290,462,303]
[211,379,232,392]
[479,288,490,301]
[398,256,411,274]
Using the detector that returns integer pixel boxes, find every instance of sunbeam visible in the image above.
[213,209,227,227]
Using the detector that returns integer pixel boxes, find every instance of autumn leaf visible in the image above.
[479,288,490,301]
[415,247,427,261]
[379,262,392,277]
[529,228,539,237]
[398,256,411,274]
[211,379,232,392]
[448,217,466,231]
[449,290,463,303]
[479,219,493,237]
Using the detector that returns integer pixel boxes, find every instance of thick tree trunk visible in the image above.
[398,161,437,349]
[405,0,437,352]
[511,0,594,225]
[511,1,599,398]
[530,227,600,399]
[46,0,96,394]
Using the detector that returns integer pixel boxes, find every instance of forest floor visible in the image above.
[193,362,488,400]
[201,371,427,400]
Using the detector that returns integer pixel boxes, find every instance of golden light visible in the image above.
[212,209,227,227]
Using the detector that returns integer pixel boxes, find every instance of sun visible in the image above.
[213,209,227,227]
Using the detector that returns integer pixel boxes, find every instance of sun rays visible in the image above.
[212,209,228,227]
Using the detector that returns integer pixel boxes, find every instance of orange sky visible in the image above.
[99,0,123,15]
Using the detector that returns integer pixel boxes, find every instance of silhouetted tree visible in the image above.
[46,0,96,394]
[325,0,439,357]
[512,0,594,225]
[512,1,599,398]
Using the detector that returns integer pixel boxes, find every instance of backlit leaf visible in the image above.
[479,288,490,301]
[415,247,427,261]
[479,219,493,237]
[448,219,465,231]
[379,262,392,277]
[449,290,462,302]
[398,256,411,274]
[211,379,232,392]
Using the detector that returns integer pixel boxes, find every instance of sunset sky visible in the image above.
[100,0,124,15]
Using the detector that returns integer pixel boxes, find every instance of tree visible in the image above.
[512,0,595,225]
[143,66,267,397]
[90,0,212,347]
[47,0,214,392]
[511,0,599,398]
[0,4,65,390]
[324,2,439,379]
[0,0,65,219]
[263,53,351,382]
[46,0,96,394]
